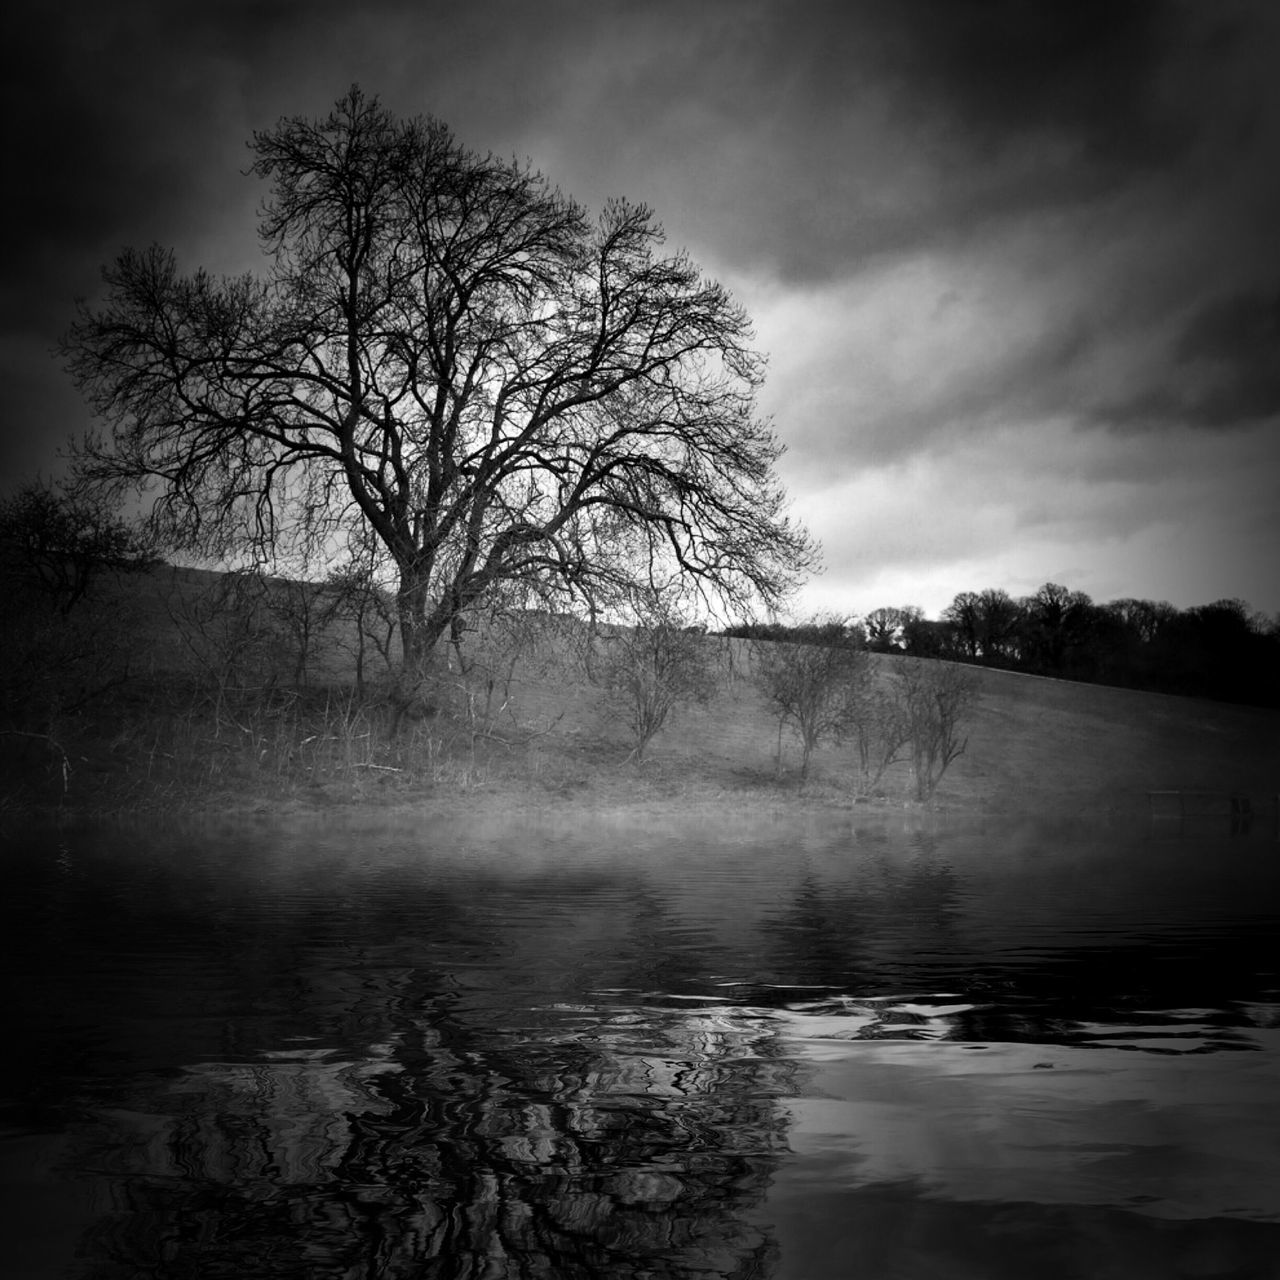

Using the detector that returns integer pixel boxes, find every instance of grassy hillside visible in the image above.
[2,564,1276,822]
[504,642,1279,818]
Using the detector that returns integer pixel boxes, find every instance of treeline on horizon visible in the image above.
[723,585,1280,709]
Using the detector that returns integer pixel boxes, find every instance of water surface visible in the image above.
[2,811,1277,1278]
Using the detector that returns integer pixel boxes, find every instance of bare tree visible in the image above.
[0,588,133,736]
[0,479,151,615]
[892,659,977,802]
[864,606,915,652]
[0,481,148,772]
[447,589,577,737]
[165,568,281,722]
[754,621,868,781]
[1019,581,1093,674]
[595,593,719,761]
[943,592,983,660]
[1101,596,1178,646]
[322,549,401,700]
[975,588,1022,664]
[849,685,912,799]
[900,608,950,657]
[268,574,331,688]
[64,88,816,720]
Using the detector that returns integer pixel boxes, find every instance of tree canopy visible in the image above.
[64,87,816,680]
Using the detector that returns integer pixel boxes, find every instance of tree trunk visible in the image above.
[390,571,439,734]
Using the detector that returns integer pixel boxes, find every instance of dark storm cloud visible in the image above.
[880,0,1173,161]
[1100,288,1280,430]
[4,1,1266,307]
[2,3,248,476]
[0,0,420,478]
[4,6,242,291]
[528,0,1202,284]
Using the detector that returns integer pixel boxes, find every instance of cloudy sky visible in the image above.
[4,0,1277,619]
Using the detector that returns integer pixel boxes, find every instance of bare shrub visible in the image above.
[266,575,332,688]
[163,569,283,727]
[849,686,913,799]
[321,558,400,699]
[892,659,978,801]
[594,598,719,761]
[754,621,868,781]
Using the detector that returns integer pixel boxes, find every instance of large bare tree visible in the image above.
[63,88,815,702]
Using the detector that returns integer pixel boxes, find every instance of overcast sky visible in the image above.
[4,0,1277,619]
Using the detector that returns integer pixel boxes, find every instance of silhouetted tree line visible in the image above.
[722,617,857,648]
[852,586,1280,708]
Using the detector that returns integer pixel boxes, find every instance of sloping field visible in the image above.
[6,564,1277,820]
[507,641,1279,818]
[923,663,1278,817]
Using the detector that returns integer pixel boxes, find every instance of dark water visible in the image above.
[1,811,1278,1279]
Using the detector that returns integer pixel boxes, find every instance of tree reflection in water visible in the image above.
[18,816,1278,1277]
[68,989,793,1278]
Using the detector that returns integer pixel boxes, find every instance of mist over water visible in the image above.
[2,811,1277,1278]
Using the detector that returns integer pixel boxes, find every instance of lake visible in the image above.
[2,809,1277,1279]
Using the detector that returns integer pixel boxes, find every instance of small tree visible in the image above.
[0,481,149,764]
[596,596,718,762]
[165,568,281,722]
[0,479,151,614]
[447,591,576,738]
[754,621,868,781]
[849,685,912,799]
[268,574,332,688]
[0,589,133,734]
[893,659,978,802]
[322,557,401,699]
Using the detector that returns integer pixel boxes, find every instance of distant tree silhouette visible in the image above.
[864,605,918,652]
[975,588,1022,665]
[943,592,983,660]
[1018,583,1095,676]
[890,585,1278,708]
